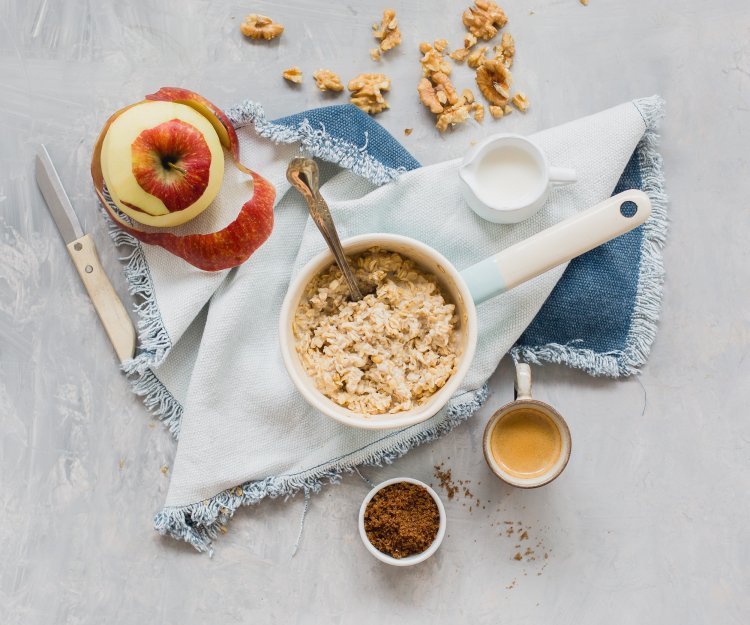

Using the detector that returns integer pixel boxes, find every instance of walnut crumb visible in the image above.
[349,73,391,114]
[433,38,448,52]
[372,8,401,55]
[471,102,485,122]
[404,128,413,135]
[489,105,504,119]
[580,0,589,5]
[496,32,515,67]
[240,14,284,40]
[462,0,508,40]
[282,67,303,84]
[511,92,529,112]
[313,69,344,92]
[449,48,470,62]
[449,32,478,62]
[370,48,382,61]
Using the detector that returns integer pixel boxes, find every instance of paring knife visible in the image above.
[35,145,136,363]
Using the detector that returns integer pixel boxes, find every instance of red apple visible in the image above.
[91,88,276,272]
[101,100,224,227]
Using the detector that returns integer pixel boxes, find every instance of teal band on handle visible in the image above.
[460,258,506,305]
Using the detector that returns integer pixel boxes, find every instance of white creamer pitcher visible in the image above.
[459,134,577,224]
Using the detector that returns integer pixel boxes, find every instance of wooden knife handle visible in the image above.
[66,234,137,363]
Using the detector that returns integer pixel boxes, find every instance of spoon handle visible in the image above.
[286,157,363,301]
[311,192,364,301]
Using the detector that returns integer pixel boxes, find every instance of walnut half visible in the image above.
[240,14,284,40]
[349,73,391,114]
[476,58,512,106]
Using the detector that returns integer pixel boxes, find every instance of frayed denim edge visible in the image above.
[511,95,668,377]
[153,385,489,555]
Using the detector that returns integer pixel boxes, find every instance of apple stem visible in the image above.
[167,161,187,175]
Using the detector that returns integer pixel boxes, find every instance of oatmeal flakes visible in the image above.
[294,249,458,415]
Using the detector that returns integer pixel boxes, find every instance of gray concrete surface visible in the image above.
[1,0,749,623]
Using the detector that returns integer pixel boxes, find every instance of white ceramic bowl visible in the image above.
[358,477,446,566]
[279,233,478,430]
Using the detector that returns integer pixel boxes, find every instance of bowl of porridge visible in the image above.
[279,234,477,430]
[279,190,653,429]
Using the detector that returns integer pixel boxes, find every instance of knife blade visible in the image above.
[35,145,136,363]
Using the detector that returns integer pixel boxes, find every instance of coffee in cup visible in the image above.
[483,363,571,488]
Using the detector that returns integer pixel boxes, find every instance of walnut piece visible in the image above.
[419,42,452,76]
[489,105,504,119]
[448,32,477,62]
[404,128,413,136]
[282,67,303,84]
[496,32,515,67]
[313,69,344,92]
[511,92,529,112]
[476,58,512,105]
[370,48,382,61]
[349,73,391,114]
[462,88,475,104]
[436,98,470,132]
[372,9,401,55]
[433,38,448,52]
[432,71,460,105]
[462,1,508,40]
[471,102,485,122]
[467,46,488,69]
[240,14,284,40]
[418,78,444,114]
[449,48,470,62]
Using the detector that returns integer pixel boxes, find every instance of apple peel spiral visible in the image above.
[91,88,275,272]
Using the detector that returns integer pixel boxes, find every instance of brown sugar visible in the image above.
[364,482,440,559]
[434,463,459,499]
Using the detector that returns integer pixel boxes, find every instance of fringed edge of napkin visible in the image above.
[153,385,488,555]
[511,95,667,377]
[106,102,407,439]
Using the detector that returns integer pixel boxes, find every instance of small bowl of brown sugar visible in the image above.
[359,477,446,566]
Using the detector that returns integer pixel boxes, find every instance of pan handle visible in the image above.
[460,189,652,304]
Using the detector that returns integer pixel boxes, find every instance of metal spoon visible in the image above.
[286,157,364,301]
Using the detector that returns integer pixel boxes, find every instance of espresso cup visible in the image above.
[482,363,571,488]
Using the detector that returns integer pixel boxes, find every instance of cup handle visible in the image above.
[514,363,532,400]
[549,167,577,187]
